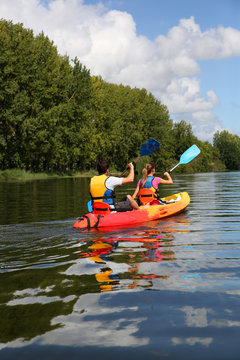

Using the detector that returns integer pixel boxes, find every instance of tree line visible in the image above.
[0,19,239,174]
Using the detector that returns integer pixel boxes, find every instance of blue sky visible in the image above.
[1,0,240,141]
[84,0,240,37]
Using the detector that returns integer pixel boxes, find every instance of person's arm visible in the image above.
[122,163,134,185]
[160,172,173,185]
[132,185,140,200]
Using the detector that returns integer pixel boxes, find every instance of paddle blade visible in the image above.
[179,144,201,165]
[120,138,161,177]
[140,138,161,157]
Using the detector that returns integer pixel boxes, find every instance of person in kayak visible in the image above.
[90,159,140,212]
[132,162,173,205]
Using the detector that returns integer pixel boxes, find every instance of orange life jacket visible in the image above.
[138,188,157,205]
[138,176,159,205]
[92,202,111,215]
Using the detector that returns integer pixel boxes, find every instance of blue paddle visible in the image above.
[169,144,201,173]
[120,138,161,177]
[87,138,161,212]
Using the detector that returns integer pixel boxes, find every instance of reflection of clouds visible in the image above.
[7,286,76,306]
[172,337,213,347]
[180,306,210,327]
[64,259,129,276]
[179,304,240,329]
[0,340,27,351]
[226,290,240,296]
[13,286,54,296]
[211,319,240,327]
[172,306,214,348]
[41,293,149,347]
[7,295,76,306]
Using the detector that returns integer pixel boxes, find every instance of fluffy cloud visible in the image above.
[1,0,240,140]
[173,111,223,141]
[156,17,240,60]
[161,78,219,114]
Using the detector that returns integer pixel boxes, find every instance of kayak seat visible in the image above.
[92,202,111,215]
[138,188,156,205]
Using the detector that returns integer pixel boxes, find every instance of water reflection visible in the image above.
[2,208,240,355]
[0,216,189,347]
[2,173,240,359]
[77,234,177,292]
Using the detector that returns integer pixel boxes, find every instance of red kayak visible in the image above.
[73,192,190,230]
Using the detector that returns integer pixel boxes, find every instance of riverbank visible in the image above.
[0,168,97,181]
[0,166,227,181]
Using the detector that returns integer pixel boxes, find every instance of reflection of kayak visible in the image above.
[73,192,190,230]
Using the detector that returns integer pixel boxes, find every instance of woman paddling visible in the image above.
[132,162,173,205]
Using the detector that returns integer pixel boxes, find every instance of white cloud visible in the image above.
[161,78,219,114]
[173,111,223,141]
[156,16,240,60]
[1,1,240,140]
[161,77,224,141]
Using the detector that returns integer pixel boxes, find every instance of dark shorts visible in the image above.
[114,196,132,212]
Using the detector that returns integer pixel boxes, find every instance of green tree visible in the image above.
[213,130,240,170]
[89,77,173,171]
[165,120,198,173]
[0,20,92,171]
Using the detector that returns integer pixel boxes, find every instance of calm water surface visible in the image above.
[1,172,240,359]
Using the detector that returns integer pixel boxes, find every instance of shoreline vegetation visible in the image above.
[0,167,230,182]
[0,169,97,181]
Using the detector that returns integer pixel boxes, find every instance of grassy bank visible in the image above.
[0,169,97,181]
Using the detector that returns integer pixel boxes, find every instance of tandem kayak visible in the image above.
[73,192,190,230]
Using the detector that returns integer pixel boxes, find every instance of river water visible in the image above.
[1,172,240,359]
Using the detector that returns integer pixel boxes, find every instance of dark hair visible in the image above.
[142,162,155,186]
[97,159,109,175]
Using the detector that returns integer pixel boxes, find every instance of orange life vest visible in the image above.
[138,176,159,205]
[138,188,157,205]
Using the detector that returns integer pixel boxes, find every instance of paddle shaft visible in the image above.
[169,163,179,173]
[120,156,141,177]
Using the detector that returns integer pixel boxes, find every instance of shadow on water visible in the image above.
[1,173,240,359]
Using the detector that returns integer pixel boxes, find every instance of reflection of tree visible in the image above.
[0,301,72,343]
[0,265,99,343]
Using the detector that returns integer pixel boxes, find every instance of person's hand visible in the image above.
[128,162,134,169]
[164,172,169,177]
